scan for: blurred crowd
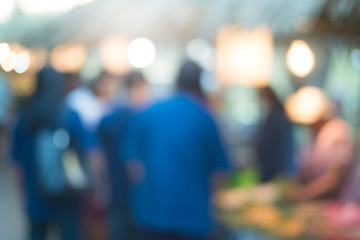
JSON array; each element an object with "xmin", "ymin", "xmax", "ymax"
[{"xmin": 1, "ymin": 58, "xmax": 358, "ymax": 240}]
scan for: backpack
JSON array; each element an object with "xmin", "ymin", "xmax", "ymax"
[{"xmin": 34, "ymin": 108, "xmax": 91, "ymax": 203}]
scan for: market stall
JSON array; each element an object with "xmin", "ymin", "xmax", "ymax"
[
  {"xmin": 214, "ymin": 182, "xmax": 360, "ymax": 240},
  {"xmin": 1, "ymin": 1, "xmax": 360, "ymax": 239}
]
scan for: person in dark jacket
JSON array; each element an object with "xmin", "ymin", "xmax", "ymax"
[
  {"xmin": 255, "ymin": 87, "xmax": 294, "ymax": 182},
  {"xmin": 12, "ymin": 67, "xmax": 90, "ymax": 240}
]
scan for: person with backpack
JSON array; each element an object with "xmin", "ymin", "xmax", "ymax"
[
  {"xmin": 11, "ymin": 67, "xmax": 91, "ymax": 240},
  {"xmin": 122, "ymin": 60, "xmax": 229, "ymax": 240}
]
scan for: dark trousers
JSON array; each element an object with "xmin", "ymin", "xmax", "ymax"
[
  {"xmin": 29, "ymin": 213, "xmax": 80, "ymax": 240},
  {"xmin": 108, "ymin": 205, "xmax": 137, "ymax": 240},
  {"xmin": 139, "ymin": 227, "xmax": 208, "ymax": 240}
]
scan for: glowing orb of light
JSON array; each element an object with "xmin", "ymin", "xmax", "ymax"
[
  {"xmin": 14, "ymin": 52, "xmax": 31, "ymax": 74},
  {"xmin": 1, "ymin": 51, "xmax": 16, "ymax": 72},
  {"xmin": 0, "ymin": 43, "xmax": 10, "ymax": 63},
  {"xmin": 286, "ymin": 40, "xmax": 315, "ymax": 78},
  {"xmin": 128, "ymin": 37, "xmax": 156, "ymax": 69},
  {"xmin": 285, "ymin": 86, "xmax": 331, "ymax": 125}
]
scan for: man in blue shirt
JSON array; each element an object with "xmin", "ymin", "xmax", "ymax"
[
  {"xmin": 98, "ymin": 71, "xmax": 150, "ymax": 240},
  {"xmin": 123, "ymin": 61, "xmax": 229, "ymax": 240}
]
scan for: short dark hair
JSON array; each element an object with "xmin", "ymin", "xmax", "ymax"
[
  {"xmin": 258, "ymin": 86, "xmax": 282, "ymax": 107},
  {"xmin": 176, "ymin": 60, "xmax": 204, "ymax": 98},
  {"xmin": 124, "ymin": 71, "xmax": 146, "ymax": 90},
  {"xmin": 23, "ymin": 66, "xmax": 64, "ymax": 133}
]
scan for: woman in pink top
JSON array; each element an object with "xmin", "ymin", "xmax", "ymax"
[{"xmin": 287, "ymin": 117, "xmax": 356, "ymax": 201}]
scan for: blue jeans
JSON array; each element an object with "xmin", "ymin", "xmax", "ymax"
[
  {"xmin": 29, "ymin": 212, "xmax": 80, "ymax": 240},
  {"xmin": 139, "ymin": 227, "xmax": 208, "ymax": 240}
]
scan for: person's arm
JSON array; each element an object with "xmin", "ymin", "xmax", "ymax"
[
  {"xmin": 287, "ymin": 165, "xmax": 347, "ymax": 201},
  {"xmin": 71, "ymin": 111, "xmax": 102, "ymax": 165},
  {"xmin": 210, "ymin": 170, "xmax": 229, "ymax": 191},
  {"xmin": 121, "ymin": 114, "xmax": 145, "ymax": 185},
  {"xmin": 71, "ymin": 111, "xmax": 107, "ymax": 198},
  {"xmin": 288, "ymin": 135, "xmax": 353, "ymax": 201},
  {"xmin": 279, "ymin": 116, "xmax": 295, "ymax": 177}
]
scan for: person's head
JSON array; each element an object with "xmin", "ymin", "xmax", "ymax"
[
  {"xmin": 35, "ymin": 66, "xmax": 64, "ymax": 97},
  {"xmin": 258, "ymin": 86, "xmax": 282, "ymax": 109},
  {"xmin": 309, "ymin": 102, "xmax": 336, "ymax": 136},
  {"xmin": 309, "ymin": 118, "xmax": 328, "ymax": 136},
  {"xmin": 176, "ymin": 60, "xmax": 205, "ymax": 99},
  {"xmin": 64, "ymin": 72, "xmax": 81, "ymax": 94},
  {"xmin": 124, "ymin": 71, "xmax": 149, "ymax": 107},
  {"xmin": 23, "ymin": 66, "xmax": 65, "ymax": 133},
  {"xmin": 92, "ymin": 71, "xmax": 119, "ymax": 100}
]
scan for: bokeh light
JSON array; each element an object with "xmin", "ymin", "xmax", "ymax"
[
  {"xmin": 100, "ymin": 36, "xmax": 131, "ymax": 75},
  {"xmin": 0, "ymin": 0, "xmax": 15, "ymax": 23},
  {"xmin": 216, "ymin": 25, "xmax": 273, "ymax": 87},
  {"xmin": 1, "ymin": 51, "xmax": 16, "ymax": 72},
  {"xmin": 50, "ymin": 44, "xmax": 87, "ymax": 73},
  {"xmin": 0, "ymin": 43, "xmax": 10, "ymax": 63},
  {"xmin": 80, "ymin": 51, "xmax": 103, "ymax": 81},
  {"xmin": 144, "ymin": 59, "xmax": 176, "ymax": 85},
  {"xmin": 186, "ymin": 39, "xmax": 210, "ymax": 60},
  {"xmin": 226, "ymin": 87, "xmax": 261, "ymax": 126},
  {"xmin": 28, "ymin": 48, "xmax": 48, "ymax": 73},
  {"xmin": 200, "ymin": 71, "xmax": 220, "ymax": 94},
  {"xmin": 8, "ymin": 43, "xmax": 27, "ymax": 54},
  {"xmin": 286, "ymin": 40, "xmax": 315, "ymax": 77},
  {"xmin": 128, "ymin": 37, "xmax": 156, "ymax": 69},
  {"xmin": 285, "ymin": 86, "xmax": 331, "ymax": 125},
  {"xmin": 186, "ymin": 39, "xmax": 215, "ymax": 70},
  {"xmin": 14, "ymin": 52, "xmax": 31, "ymax": 74},
  {"xmin": 10, "ymin": 74, "xmax": 36, "ymax": 96}
]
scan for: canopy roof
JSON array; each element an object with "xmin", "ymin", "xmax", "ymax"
[{"xmin": 0, "ymin": 0, "xmax": 358, "ymax": 49}]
